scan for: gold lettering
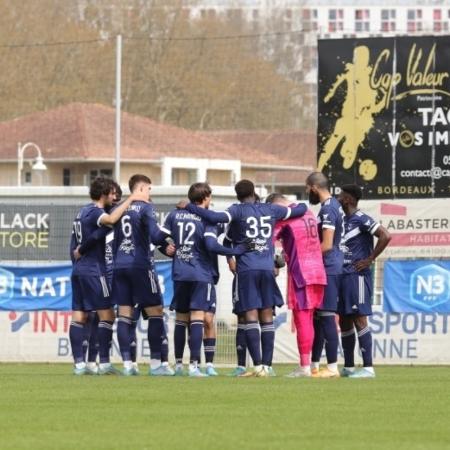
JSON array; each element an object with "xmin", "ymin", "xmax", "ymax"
[{"xmin": 37, "ymin": 232, "xmax": 49, "ymax": 248}]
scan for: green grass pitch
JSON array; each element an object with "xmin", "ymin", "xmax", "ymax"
[{"xmin": 0, "ymin": 364, "xmax": 449, "ymax": 450}]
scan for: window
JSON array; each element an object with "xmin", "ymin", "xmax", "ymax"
[
  {"xmin": 63, "ymin": 168, "xmax": 71, "ymax": 186},
  {"xmin": 381, "ymin": 9, "xmax": 396, "ymax": 32},
  {"xmin": 25, "ymin": 172, "xmax": 32, "ymax": 184},
  {"xmin": 433, "ymin": 9, "xmax": 447, "ymax": 32},
  {"xmin": 328, "ymin": 9, "xmax": 343, "ymax": 33},
  {"xmin": 89, "ymin": 169, "xmax": 113, "ymax": 184},
  {"xmin": 172, "ymin": 168, "xmax": 196, "ymax": 186},
  {"xmin": 407, "ymin": 9, "xmax": 423, "ymax": 33},
  {"xmin": 355, "ymin": 9, "xmax": 370, "ymax": 32},
  {"xmin": 302, "ymin": 8, "xmax": 318, "ymax": 31}
]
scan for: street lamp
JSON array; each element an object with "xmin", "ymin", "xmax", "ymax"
[{"xmin": 17, "ymin": 142, "xmax": 47, "ymax": 186}]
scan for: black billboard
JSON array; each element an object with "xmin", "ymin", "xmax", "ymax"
[{"xmin": 318, "ymin": 36, "xmax": 450, "ymax": 198}]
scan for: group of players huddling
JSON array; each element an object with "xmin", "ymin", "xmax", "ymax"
[{"xmin": 69, "ymin": 171, "xmax": 390, "ymax": 378}]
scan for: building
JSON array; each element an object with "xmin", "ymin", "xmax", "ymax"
[{"xmin": 0, "ymin": 102, "xmax": 313, "ymax": 196}]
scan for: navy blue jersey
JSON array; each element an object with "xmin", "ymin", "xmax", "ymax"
[
  {"xmin": 164, "ymin": 209, "xmax": 215, "ymax": 282},
  {"xmin": 225, "ymin": 202, "xmax": 290, "ymax": 273},
  {"xmin": 113, "ymin": 201, "xmax": 168, "ymax": 270},
  {"xmin": 71, "ymin": 203, "xmax": 108, "ymax": 276},
  {"xmin": 342, "ymin": 210, "xmax": 379, "ymax": 275},
  {"xmin": 318, "ymin": 197, "xmax": 345, "ymax": 275}
]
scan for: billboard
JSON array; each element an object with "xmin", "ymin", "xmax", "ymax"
[
  {"xmin": 0, "ymin": 261, "xmax": 174, "ymax": 311},
  {"xmin": 358, "ymin": 198, "xmax": 450, "ymax": 257},
  {"xmin": 318, "ymin": 36, "xmax": 450, "ymax": 198},
  {"xmin": 384, "ymin": 260, "xmax": 450, "ymax": 313},
  {"xmin": 1, "ymin": 306, "xmax": 449, "ymax": 364}
]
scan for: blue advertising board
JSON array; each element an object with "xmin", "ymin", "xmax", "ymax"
[
  {"xmin": 0, "ymin": 261, "xmax": 173, "ymax": 311},
  {"xmin": 384, "ymin": 260, "xmax": 450, "ymax": 313}
]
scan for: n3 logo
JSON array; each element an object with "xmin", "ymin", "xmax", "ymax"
[
  {"xmin": 410, "ymin": 264, "xmax": 450, "ymax": 308},
  {"xmin": 0, "ymin": 267, "xmax": 15, "ymax": 305}
]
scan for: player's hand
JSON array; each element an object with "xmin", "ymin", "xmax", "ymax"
[
  {"xmin": 228, "ymin": 258, "xmax": 236, "ymax": 274},
  {"xmin": 274, "ymin": 251, "xmax": 286, "ymax": 269},
  {"xmin": 274, "ymin": 267, "xmax": 280, "ymax": 277},
  {"xmin": 354, "ymin": 257, "xmax": 373, "ymax": 272},
  {"xmin": 176, "ymin": 199, "xmax": 189, "ymax": 209},
  {"xmin": 73, "ymin": 246, "xmax": 81, "ymax": 261},
  {"xmin": 166, "ymin": 243, "xmax": 176, "ymax": 256}
]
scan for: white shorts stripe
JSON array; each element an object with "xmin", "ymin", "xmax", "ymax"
[{"xmin": 99, "ymin": 276, "xmax": 109, "ymax": 298}]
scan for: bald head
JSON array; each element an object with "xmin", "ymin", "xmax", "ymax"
[{"xmin": 305, "ymin": 172, "xmax": 329, "ymax": 189}]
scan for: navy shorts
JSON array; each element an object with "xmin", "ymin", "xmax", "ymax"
[
  {"xmin": 71, "ymin": 274, "xmax": 111, "ymax": 312},
  {"xmin": 170, "ymin": 281, "xmax": 215, "ymax": 313},
  {"xmin": 112, "ymin": 268, "xmax": 163, "ymax": 308},
  {"xmin": 319, "ymin": 274, "xmax": 341, "ymax": 312},
  {"xmin": 233, "ymin": 270, "xmax": 284, "ymax": 315},
  {"xmin": 338, "ymin": 272, "xmax": 373, "ymax": 316}
]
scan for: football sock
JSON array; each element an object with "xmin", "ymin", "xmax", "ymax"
[
  {"xmin": 245, "ymin": 321, "xmax": 262, "ymax": 366},
  {"xmin": 341, "ymin": 328, "xmax": 356, "ymax": 368},
  {"xmin": 117, "ymin": 315, "xmax": 133, "ymax": 362},
  {"xmin": 129, "ymin": 317, "xmax": 138, "ymax": 362},
  {"xmin": 87, "ymin": 314, "xmax": 99, "ymax": 363},
  {"xmin": 203, "ymin": 338, "xmax": 216, "ymax": 364},
  {"xmin": 260, "ymin": 321, "xmax": 275, "ymax": 366},
  {"xmin": 148, "ymin": 316, "xmax": 164, "ymax": 362},
  {"xmin": 69, "ymin": 321, "xmax": 85, "ymax": 364},
  {"xmin": 311, "ymin": 314, "xmax": 324, "ymax": 363},
  {"xmin": 321, "ymin": 315, "xmax": 339, "ymax": 364},
  {"xmin": 357, "ymin": 326, "xmax": 373, "ymax": 367},
  {"xmin": 161, "ymin": 332, "xmax": 169, "ymax": 364},
  {"xmin": 236, "ymin": 323, "xmax": 247, "ymax": 367},
  {"xmin": 189, "ymin": 320, "xmax": 204, "ymax": 364},
  {"xmin": 174, "ymin": 320, "xmax": 188, "ymax": 364},
  {"xmin": 98, "ymin": 320, "xmax": 114, "ymax": 364}
]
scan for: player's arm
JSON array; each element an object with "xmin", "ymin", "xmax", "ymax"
[
  {"xmin": 184, "ymin": 203, "xmax": 233, "ymax": 224},
  {"xmin": 69, "ymin": 230, "xmax": 78, "ymax": 263},
  {"xmin": 143, "ymin": 207, "xmax": 172, "ymax": 246},
  {"xmin": 99, "ymin": 192, "xmax": 144, "ymax": 226},
  {"xmin": 321, "ymin": 228, "xmax": 335, "ymax": 254},
  {"xmin": 77, "ymin": 226, "xmax": 112, "ymax": 256},
  {"xmin": 270, "ymin": 203, "xmax": 307, "ymax": 222},
  {"xmin": 204, "ymin": 232, "xmax": 251, "ymax": 256},
  {"xmin": 354, "ymin": 225, "xmax": 391, "ymax": 272}
]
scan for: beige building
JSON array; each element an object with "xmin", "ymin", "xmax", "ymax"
[{"xmin": 0, "ymin": 103, "xmax": 314, "ymax": 197}]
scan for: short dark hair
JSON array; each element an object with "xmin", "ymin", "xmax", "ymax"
[
  {"xmin": 305, "ymin": 171, "xmax": 329, "ymax": 189},
  {"xmin": 235, "ymin": 179, "xmax": 255, "ymax": 201},
  {"xmin": 341, "ymin": 184, "xmax": 363, "ymax": 201},
  {"xmin": 89, "ymin": 177, "xmax": 114, "ymax": 201},
  {"xmin": 265, "ymin": 193, "xmax": 286, "ymax": 204},
  {"xmin": 188, "ymin": 182, "xmax": 212, "ymax": 204},
  {"xmin": 129, "ymin": 174, "xmax": 151, "ymax": 192}
]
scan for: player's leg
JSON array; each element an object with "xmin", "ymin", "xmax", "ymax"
[
  {"xmin": 144, "ymin": 303, "xmax": 166, "ymax": 374},
  {"xmin": 229, "ymin": 314, "xmax": 247, "ymax": 376},
  {"xmin": 258, "ymin": 270, "xmax": 284, "ymax": 376},
  {"xmin": 111, "ymin": 269, "xmax": 136, "ymax": 375},
  {"xmin": 339, "ymin": 315, "xmax": 356, "ymax": 377},
  {"xmin": 129, "ymin": 306, "xmax": 141, "ymax": 372},
  {"xmin": 70, "ymin": 309, "xmax": 88, "ymax": 375},
  {"xmin": 311, "ymin": 310, "xmax": 324, "ymax": 374},
  {"xmin": 188, "ymin": 309, "xmax": 207, "ymax": 376},
  {"xmin": 160, "ymin": 311, "xmax": 170, "ymax": 368},
  {"xmin": 174, "ymin": 312, "xmax": 189, "ymax": 375},
  {"xmin": 203, "ymin": 311, "xmax": 218, "ymax": 376},
  {"xmin": 312, "ymin": 275, "xmax": 340, "ymax": 378},
  {"xmin": 259, "ymin": 307, "xmax": 275, "ymax": 375},
  {"xmin": 349, "ymin": 273, "xmax": 375, "ymax": 378},
  {"xmin": 70, "ymin": 275, "xmax": 89, "ymax": 374},
  {"xmin": 229, "ymin": 275, "xmax": 247, "ymax": 376},
  {"xmin": 338, "ymin": 272, "xmax": 356, "ymax": 376},
  {"xmin": 287, "ymin": 308, "xmax": 314, "ymax": 377},
  {"xmin": 97, "ymin": 307, "xmax": 120, "ymax": 374},
  {"xmin": 86, "ymin": 312, "xmax": 100, "ymax": 374}
]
